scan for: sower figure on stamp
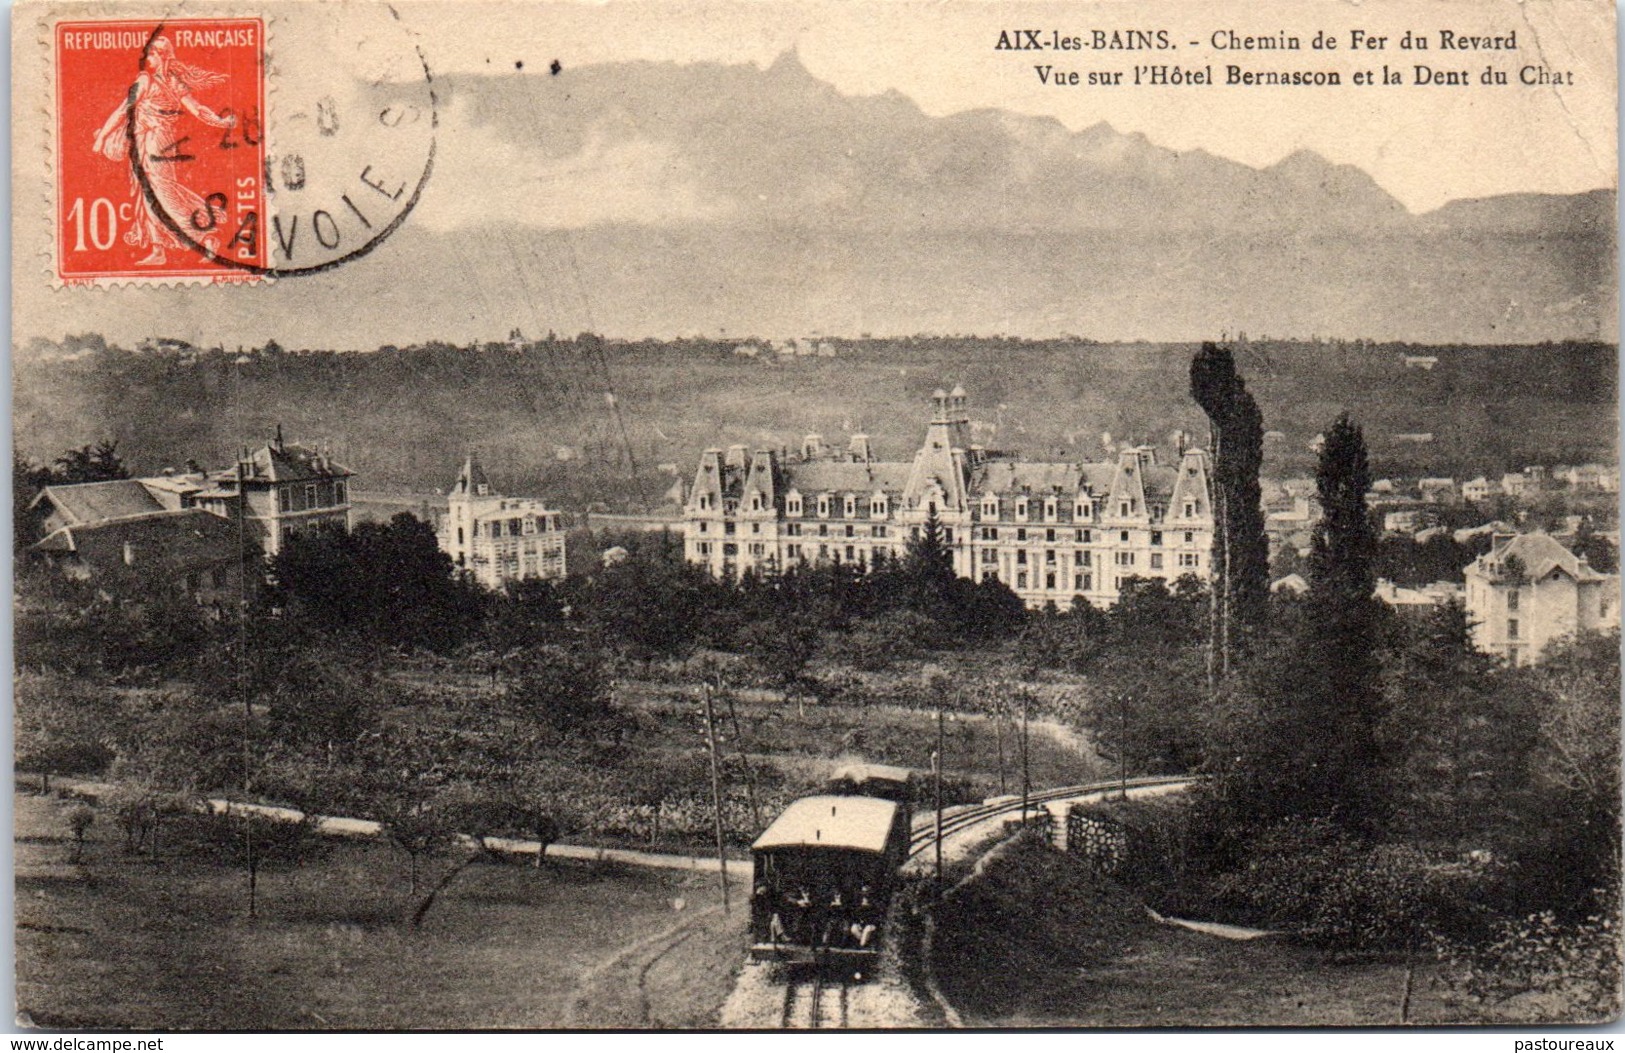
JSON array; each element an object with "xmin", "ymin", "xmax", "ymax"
[{"xmin": 91, "ymin": 36, "xmax": 236, "ymax": 266}]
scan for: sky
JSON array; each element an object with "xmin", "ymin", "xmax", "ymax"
[
  {"xmin": 403, "ymin": 0, "xmax": 1617, "ymax": 214},
  {"xmin": 9, "ymin": 0, "xmax": 1618, "ymax": 347}
]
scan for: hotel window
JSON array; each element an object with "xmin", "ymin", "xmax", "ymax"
[
  {"xmin": 697, "ymin": 542, "xmax": 712, "ymax": 556},
  {"xmin": 751, "ymin": 495, "xmax": 763, "ymax": 512},
  {"xmin": 788, "ymin": 497, "xmax": 802, "ymax": 516},
  {"xmin": 844, "ymin": 496, "xmax": 856, "ymax": 517},
  {"xmin": 1151, "ymin": 531, "xmax": 1163, "ymax": 546},
  {"xmin": 698, "ymin": 522, "xmax": 708, "ymax": 533},
  {"xmin": 1045, "ymin": 572, "xmax": 1056, "ymax": 589},
  {"xmin": 1076, "ymin": 573, "xmax": 1092, "ymax": 591},
  {"xmin": 523, "ymin": 518, "xmax": 536, "ymax": 535},
  {"xmin": 1077, "ymin": 550, "xmax": 1091, "ymax": 566},
  {"xmin": 1179, "ymin": 553, "xmax": 1200, "ymax": 569},
  {"xmin": 1046, "ymin": 528, "xmax": 1056, "ymax": 543},
  {"xmin": 1075, "ymin": 502, "xmax": 1090, "ymax": 519},
  {"xmin": 1077, "ymin": 529, "xmax": 1092, "ymax": 543},
  {"xmin": 786, "ymin": 523, "xmax": 800, "ymax": 536},
  {"xmin": 750, "ymin": 543, "xmax": 765, "ymax": 556},
  {"xmin": 1507, "ymin": 589, "xmax": 1520, "ymax": 611},
  {"xmin": 723, "ymin": 543, "xmax": 737, "ymax": 556},
  {"xmin": 1184, "ymin": 502, "xmax": 1196, "ymax": 517},
  {"xmin": 943, "ymin": 529, "xmax": 953, "ymax": 544},
  {"xmin": 1150, "ymin": 553, "xmax": 1163, "ymax": 570},
  {"xmin": 1017, "ymin": 571, "xmax": 1029, "ymax": 589},
  {"xmin": 1015, "ymin": 499, "xmax": 1029, "ymax": 522},
  {"xmin": 1017, "ymin": 528, "xmax": 1027, "ymax": 542},
  {"xmin": 787, "ymin": 543, "xmax": 801, "ymax": 559},
  {"xmin": 874, "ymin": 525, "xmax": 888, "ymax": 538},
  {"xmin": 752, "ymin": 523, "xmax": 762, "ymax": 534},
  {"xmin": 845, "ymin": 524, "xmax": 855, "ymax": 538},
  {"xmin": 1017, "ymin": 551, "xmax": 1028, "ymax": 565},
  {"xmin": 1508, "ymin": 618, "xmax": 1520, "ymax": 639},
  {"xmin": 818, "ymin": 496, "xmax": 831, "ymax": 518},
  {"xmin": 1185, "ymin": 531, "xmax": 1194, "ymax": 544},
  {"xmin": 1120, "ymin": 530, "xmax": 1130, "ymax": 543},
  {"xmin": 981, "ymin": 526, "xmax": 998, "ymax": 540},
  {"xmin": 819, "ymin": 524, "xmax": 829, "ymax": 537},
  {"xmin": 725, "ymin": 522, "xmax": 736, "ymax": 535},
  {"xmin": 982, "ymin": 549, "xmax": 997, "ymax": 564},
  {"xmin": 1116, "ymin": 551, "xmax": 1134, "ymax": 566},
  {"xmin": 1045, "ymin": 549, "xmax": 1056, "ymax": 564},
  {"xmin": 846, "ymin": 545, "xmax": 856, "ymax": 561},
  {"xmin": 982, "ymin": 498, "xmax": 999, "ymax": 517},
  {"xmin": 1044, "ymin": 498, "xmax": 1057, "ymax": 520},
  {"xmin": 279, "ymin": 487, "xmax": 292, "ymax": 513}
]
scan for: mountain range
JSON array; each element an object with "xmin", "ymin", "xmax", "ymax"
[{"xmin": 24, "ymin": 51, "xmax": 1615, "ymax": 347}]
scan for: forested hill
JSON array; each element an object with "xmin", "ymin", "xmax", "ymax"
[{"xmin": 15, "ymin": 336, "xmax": 1616, "ymax": 511}]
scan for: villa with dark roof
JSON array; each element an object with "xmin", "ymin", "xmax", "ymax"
[
  {"xmin": 25, "ymin": 429, "xmax": 351, "ymax": 601},
  {"xmin": 682, "ymin": 386, "xmax": 1215, "ymax": 610}
]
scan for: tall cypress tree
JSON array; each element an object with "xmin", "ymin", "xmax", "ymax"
[
  {"xmin": 1190, "ymin": 343, "xmax": 1269, "ymax": 679},
  {"xmin": 1300, "ymin": 412, "xmax": 1387, "ymax": 836}
]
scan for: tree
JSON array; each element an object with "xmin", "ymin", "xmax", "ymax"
[
  {"xmin": 1190, "ymin": 343, "xmax": 1269, "ymax": 678},
  {"xmin": 272, "ymin": 514, "xmax": 486, "ymax": 653},
  {"xmin": 1203, "ymin": 414, "xmax": 1389, "ymax": 839},
  {"xmin": 504, "ymin": 644, "xmax": 617, "ymax": 740},
  {"xmin": 1298, "ymin": 412, "xmax": 1388, "ymax": 836},
  {"xmin": 53, "ymin": 439, "xmax": 127, "ymax": 484}
]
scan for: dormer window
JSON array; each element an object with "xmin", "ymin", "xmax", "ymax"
[
  {"xmin": 1120, "ymin": 501, "xmax": 1132, "ymax": 517},
  {"xmin": 1015, "ymin": 498, "xmax": 1029, "ymax": 522},
  {"xmin": 1044, "ymin": 498, "xmax": 1057, "ymax": 521},
  {"xmin": 787, "ymin": 493, "xmax": 803, "ymax": 517},
  {"xmin": 870, "ymin": 496, "xmax": 888, "ymax": 518},
  {"xmin": 982, "ymin": 498, "xmax": 999, "ymax": 518},
  {"xmin": 1184, "ymin": 502, "xmax": 1196, "ymax": 517},
  {"xmin": 751, "ymin": 494, "xmax": 764, "ymax": 512},
  {"xmin": 818, "ymin": 496, "xmax": 832, "ymax": 518},
  {"xmin": 844, "ymin": 496, "xmax": 856, "ymax": 518}
]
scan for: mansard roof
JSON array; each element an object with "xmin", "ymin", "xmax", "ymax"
[
  {"xmin": 1484, "ymin": 531, "xmax": 1611, "ymax": 583},
  {"xmin": 214, "ymin": 441, "xmax": 352, "ymax": 485},
  {"xmin": 784, "ymin": 460, "xmax": 912, "ymax": 495}
]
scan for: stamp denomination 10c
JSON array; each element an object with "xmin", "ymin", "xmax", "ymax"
[{"xmin": 55, "ymin": 18, "xmax": 267, "ymax": 282}]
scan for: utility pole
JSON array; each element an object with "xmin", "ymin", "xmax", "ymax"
[
  {"xmin": 701, "ymin": 682, "xmax": 730, "ymax": 913},
  {"xmin": 716, "ymin": 670, "xmax": 761, "ymax": 832},
  {"xmin": 1019, "ymin": 691, "xmax": 1031, "ymax": 827},
  {"xmin": 933, "ymin": 708, "xmax": 944, "ymax": 899},
  {"xmin": 236, "ymin": 452, "xmax": 257, "ymax": 918},
  {"xmin": 994, "ymin": 703, "xmax": 1007, "ymax": 795},
  {"xmin": 1119, "ymin": 692, "xmax": 1129, "ymax": 801}
]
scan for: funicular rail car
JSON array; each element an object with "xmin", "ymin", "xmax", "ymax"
[{"xmin": 749, "ymin": 794, "xmax": 911, "ymax": 965}]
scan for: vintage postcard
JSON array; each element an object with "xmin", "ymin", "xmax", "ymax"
[{"xmin": 11, "ymin": 0, "xmax": 1619, "ymax": 1033}]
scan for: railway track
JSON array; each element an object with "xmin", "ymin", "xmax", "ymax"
[
  {"xmin": 781, "ymin": 968, "xmax": 849, "ymax": 1028},
  {"xmin": 907, "ymin": 774, "xmax": 1192, "ymax": 858}
]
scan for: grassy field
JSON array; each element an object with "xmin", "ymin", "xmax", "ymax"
[
  {"xmin": 931, "ymin": 837, "xmax": 1474, "ymax": 1027},
  {"xmin": 15, "ymin": 793, "xmax": 746, "ymax": 1030}
]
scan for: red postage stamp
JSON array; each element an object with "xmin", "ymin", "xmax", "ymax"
[{"xmin": 54, "ymin": 19, "xmax": 266, "ymax": 282}]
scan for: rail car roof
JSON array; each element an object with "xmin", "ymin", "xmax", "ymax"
[
  {"xmin": 752, "ymin": 796, "xmax": 901, "ymax": 854},
  {"xmin": 828, "ymin": 762, "xmax": 915, "ymax": 785}
]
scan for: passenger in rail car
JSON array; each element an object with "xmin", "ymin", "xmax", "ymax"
[
  {"xmin": 788, "ymin": 886, "xmax": 813, "ymax": 942},
  {"xmin": 849, "ymin": 885, "xmax": 879, "ymax": 947}
]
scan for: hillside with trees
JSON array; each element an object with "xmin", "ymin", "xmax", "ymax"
[{"xmin": 14, "ymin": 335, "xmax": 1616, "ymax": 512}]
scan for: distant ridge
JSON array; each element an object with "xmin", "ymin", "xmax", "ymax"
[{"xmin": 16, "ymin": 54, "xmax": 1615, "ymax": 347}]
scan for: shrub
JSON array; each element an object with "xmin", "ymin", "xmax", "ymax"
[{"xmin": 1436, "ymin": 908, "xmax": 1622, "ymax": 1023}]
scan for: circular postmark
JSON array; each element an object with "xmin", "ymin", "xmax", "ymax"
[{"xmin": 129, "ymin": 5, "xmax": 435, "ymax": 276}]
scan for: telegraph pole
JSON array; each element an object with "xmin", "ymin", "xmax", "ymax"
[
  {"xmin": 1019, "ymin": 691, "xmax": 1031, "ymax": 827},
  {"xmin": 701, "ymin": 682, "xmax": 731, "ymax": 913},
  {"xmin": 933, "ymin": 708, "xmax": 944, "ymax": 899}
]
